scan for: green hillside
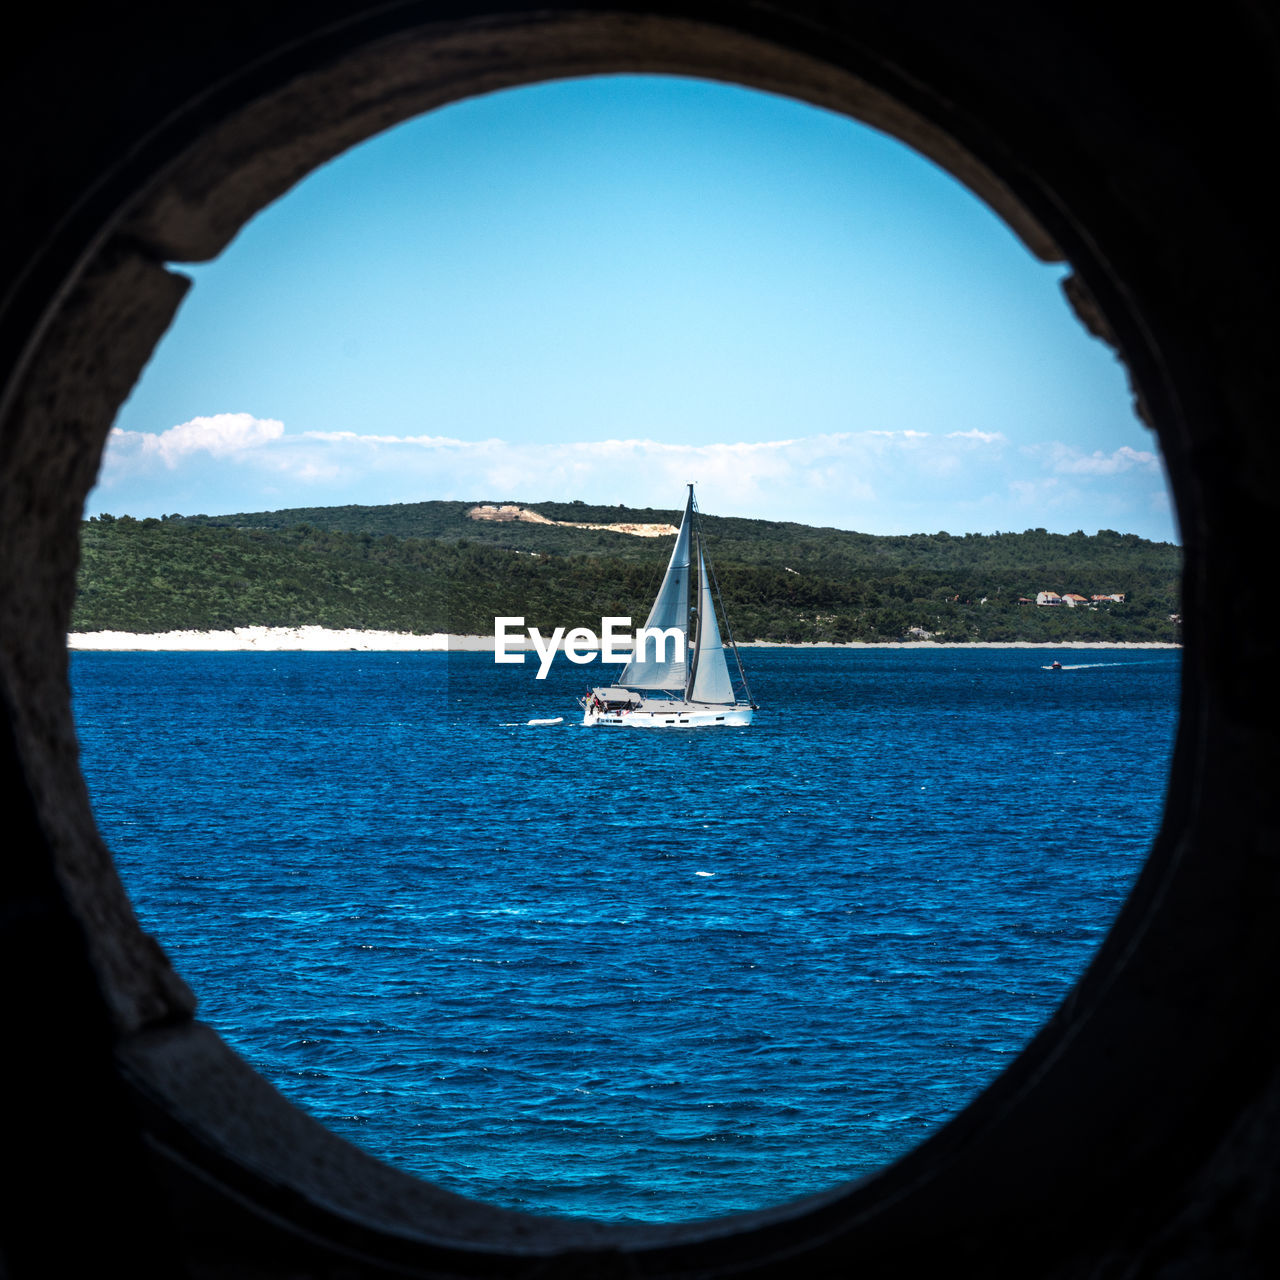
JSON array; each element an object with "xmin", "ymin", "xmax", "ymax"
[{"xmin": 73, "ymin": 503, "xmax": 1182, "ymax": 644}]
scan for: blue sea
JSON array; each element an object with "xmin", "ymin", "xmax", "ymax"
[{"xmin": 70, "ymin": 646, "xmax": 1179, "ymax": 1223}]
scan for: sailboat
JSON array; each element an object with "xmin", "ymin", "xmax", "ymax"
[{"xmin": 579, "ymin": 485, "xmax": 757, "ymax": 727}]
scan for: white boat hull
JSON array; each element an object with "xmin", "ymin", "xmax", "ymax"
[{"xmin": 582, "ymin": 701, "xmax": 754, "ymax": 728}]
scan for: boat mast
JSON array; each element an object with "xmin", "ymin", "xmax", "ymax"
[{"xmin": 683, "ymin": 483, "xmax": 700, "ymax": 701}]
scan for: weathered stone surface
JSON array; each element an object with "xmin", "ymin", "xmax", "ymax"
[
  {"xmin": 0, "ymin": 241, "xmax": 197, "ymax": 1035},
  {"xmin": 2, "ymin": 3, "xmax": 1279, "ymax": 1276}
]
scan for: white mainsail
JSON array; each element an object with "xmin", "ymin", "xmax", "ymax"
[{"xmin": 616, "ymin": 489, "xmax": 692, "ymax": 691}]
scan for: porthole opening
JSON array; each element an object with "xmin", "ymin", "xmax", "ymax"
[{"xmin": 62, "ymin": 72, "xmax": 1177, "ymax": 1228}]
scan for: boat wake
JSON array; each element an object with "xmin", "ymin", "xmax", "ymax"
[{"xmin": 1042, "ymin": 660, "xmax": 1170, "ymax": 671}]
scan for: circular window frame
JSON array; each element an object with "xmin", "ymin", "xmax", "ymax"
[{"xmin": 3, "ymin": 5, "xmax": 1273, "ymax": 1276}]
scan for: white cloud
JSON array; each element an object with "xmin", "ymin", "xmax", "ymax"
[
  {"xmin": 110, "ymin": 413, "xmax": 285, "ymax": 468},
  {"xmin": 1041, "ymin": 443, "xmax": 1159, "ymax": 476},
  {"xmin": 91, "ymin": 416, "xmax": 1175, "ymax": 540},
  {"xmin": 948, "ymin": 429, "xmax": 1006, "ymax": 445}
]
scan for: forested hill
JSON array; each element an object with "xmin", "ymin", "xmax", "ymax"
[{"xmin": 73, "ymin": 501, "xmax": 1182, "ymax": 644}]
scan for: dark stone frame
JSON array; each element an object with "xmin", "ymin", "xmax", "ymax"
[{"xmin": 2, "ymin": 4, "xmax": 1277, "ymax": 1275}]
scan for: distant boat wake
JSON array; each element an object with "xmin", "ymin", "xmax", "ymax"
[{"xmin": 1042, "ymin": 660, "xmax": 1171, "ymax": 671}]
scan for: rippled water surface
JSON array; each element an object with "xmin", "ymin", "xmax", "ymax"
[{"xmin": 72, "ymin": 646, "xmax": 1179, "ymax": 1221}]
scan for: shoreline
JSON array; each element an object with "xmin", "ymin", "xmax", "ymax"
[{"xmin": 67, "ymin": 627, "xmax": 1181, "ymax": 653}]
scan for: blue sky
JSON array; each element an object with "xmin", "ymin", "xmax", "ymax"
[{"xmin": 93, "ymin": 75, "xmax": 1178, "ymax": 543}]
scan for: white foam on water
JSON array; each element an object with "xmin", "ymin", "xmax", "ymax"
[{"xmin": 1043, "ymin": 661, "xmax": 1162, "ymax": 671}]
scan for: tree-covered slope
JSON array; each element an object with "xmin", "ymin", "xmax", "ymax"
[{"xmin": 73, "ymin": 506, "xmax": 1182, "ymax": 643}]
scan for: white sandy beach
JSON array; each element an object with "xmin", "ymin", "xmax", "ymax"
[
  {"xmin": 67, "ymin": 627, "xmax": 452, "ymax": 651},
  {"xmin": 66, "ymin": 628, "xmax": 1180, "ymax": 652}
]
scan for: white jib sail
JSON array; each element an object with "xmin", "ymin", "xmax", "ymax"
[
  {"xmin": 689, "ymin": 546, "xmax": 736, "ymax": 704},
  {"xmin": 616, "ymin": 491, "xmax": 692, "ymax": 690}
]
